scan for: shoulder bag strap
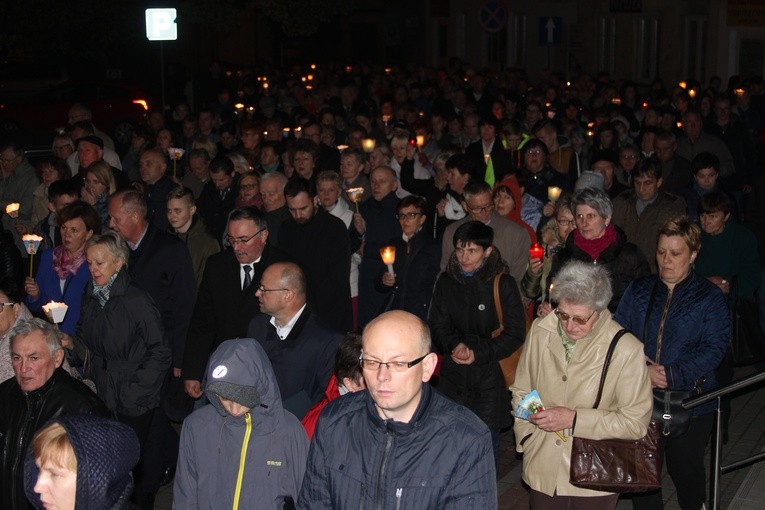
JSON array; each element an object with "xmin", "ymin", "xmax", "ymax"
[
  {"xmin": 592, "ymin": 329, "xmax": 628, "ymax": 409},
  {"xmin": 491, "ymin": 273, "xmax": 505, "ymax": 339}
]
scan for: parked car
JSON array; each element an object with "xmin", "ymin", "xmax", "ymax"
[{"xmin": 0, "ymin": 80, "xmax": 153, "ymax": 147}]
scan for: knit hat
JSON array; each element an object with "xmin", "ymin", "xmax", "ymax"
[
  {"xmin": 575, "ymin": 171, "xmax": 605, "ymax": 191},
  {"xmin": 24, "ymin": 414, "xmax": 139, "ymax": 510}
]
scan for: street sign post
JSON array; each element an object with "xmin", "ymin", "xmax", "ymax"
[
  {"xmin": 539, "ymin": 16, "xmax": 562, "ymax": 44},
  {"xmin": 145, "ymin": 8, "xmax": 177, "ymax": 115}
]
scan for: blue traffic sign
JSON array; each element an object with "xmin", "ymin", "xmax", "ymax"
[{"xmin": 539, "ymin": 16, "xmax": 562, "ymax": 44}]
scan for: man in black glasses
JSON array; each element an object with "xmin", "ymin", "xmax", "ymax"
[
  {"xmin": 182, "ymin": 206, "xmax": 289, "ymax": 400},
  {"xmin": 248, "ymin": 262, "xmax": 339, "ymax": 420},
  {"xmin": 299, "ymin": 310, "xmax": 497, "ymax": 509}
]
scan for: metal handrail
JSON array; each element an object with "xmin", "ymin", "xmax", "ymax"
[{"xmin": 678, "ymin": 369, "xmax": 765, "ymax": 510}]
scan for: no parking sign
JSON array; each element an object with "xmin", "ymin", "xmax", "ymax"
[{"xmin": 478, "ymin": 0, "xmax": 508, "ymax": 33}]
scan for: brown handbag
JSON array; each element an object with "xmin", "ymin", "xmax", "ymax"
[
  {"xmin": 569, "ymin": 329, "xmax": 662, "ymax": 493},
  {"xmin": 491, "ymin": 273, "xmax": 523, "ymax": 389}
]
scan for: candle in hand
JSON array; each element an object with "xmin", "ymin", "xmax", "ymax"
[
  {"xmin": 380, "ymin": 246, "xmax": 396, "ymax": 275},
  {"xmin": 22, "ymin": 234, "xmax": 43, "ymax": 255},
  {"xmin": 42, "ymin": 301, "xmax": 69, "ymax": 324},
  {"xmin": 416, "ymin": 135, "xmax": 425, "ymax": 148},
  {"xmin": 529, "ymin": 243, "xmax": 544, "ymax": 261},
  {"xmin": 5, "ymin": 203, "xmax": 20, "ymax": 218},
  {"xmin": 547, "ymin": 186, "xmax": 562, "ymax": 202}
]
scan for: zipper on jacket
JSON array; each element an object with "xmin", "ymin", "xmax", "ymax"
[
  {"xmin": 375, "ymin": 429, "xmax": 394, "ymax": 510},
  {"xmin": 655, "ymin": 288, "xmax": 673, "ymax": 363},
  {"xmin": 395, "ymin": 488, "xmax": 403, "ymax": 510},
  {"xmin": 232, "ymin": 412, "xmax": 252, "ymax": 510}
]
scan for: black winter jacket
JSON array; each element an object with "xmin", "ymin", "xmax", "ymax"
[
  {"xmin": 374, "ymin": 229, "xmax": 441, "ymax": 321},
  {"xmin": 76, "ymin": 268, "xmax": 171, "ymax": 417},
  {"xmin": 428, "ymin": 249, "xmax": 525, "ymax": 429},
  {"xmin": 298, "ymin": 384, "xmax": 497, "ymax": 510},
  {"xmin": 0, "ymin": 368, "xmax": 106, "ymax": 510}
]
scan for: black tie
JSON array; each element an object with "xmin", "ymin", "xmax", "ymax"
[{"xmin": 243, "ymin": 265, "xmax": 252, "ymax": 290}]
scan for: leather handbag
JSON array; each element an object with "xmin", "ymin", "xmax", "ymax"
[
  {"xmin": 651, "ymin": 388, "xmax": 692, "ymax": 437},
  {"xmin": 570, "ymin": 329, "xmax": 662, "ymax": 493},
  {"xmin": 491, "ymin": 273, "xmax": 523, "ymax": 388}
]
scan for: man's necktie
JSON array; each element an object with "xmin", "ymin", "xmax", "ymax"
[{"xmin": 243, "ymin": 265, "xmax": 252, "ymax": 290}]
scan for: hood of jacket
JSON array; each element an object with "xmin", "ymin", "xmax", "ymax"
[
  {"xmin": 24, "ymin": 414, "xmax": 138, "ymax": 510},
  {"xmin": 204, "ymin": 339, "xmax": 284, "ymax": 432}
]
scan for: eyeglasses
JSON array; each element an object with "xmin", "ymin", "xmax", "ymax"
[
  {"xmin": 556, "ymin": 218, "xmax": 574, "ymax": 226},
  {"xmin": 257, "ymin": 285, "xmax": 289, "ymax": 294},
  {"xmin": 468, "ymin": 203, "xmax": 494, "ymax": 214},
  {"xmin": 240, "ymin": 184, "xmax": 258, "ymax": 191},
  {"xmin": 359, "ymin": 354, "xmax": 428, "ymax": 372},
  {"xmin": 225, "ymin": 228, "xmax": 265, "ymax": 246},
  {"xmin": 554, "ymin": 308, "xmax": 596, "ymax": 326},
  {"xmin": 396, "ymin": 212, "xmax": 422, "ymax": 220},
  {"xmin": 525, "ymin": 149, "xmax": 544, "ymax": 156},
  {"xmin": 0, "ymin": 302, "xmax": 15, "ymax": 312},
  {"xmin": 0, "ymin": 156, "xmax": 19, "ymax": 163}
]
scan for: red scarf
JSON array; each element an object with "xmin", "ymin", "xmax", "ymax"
[
  {"xmin": 52, "ymin": 246, "xmax": 87, "ymax": 280},
  {"xmin": 573, "ymin": 225, "xmax": 617, "ymax": 260}
]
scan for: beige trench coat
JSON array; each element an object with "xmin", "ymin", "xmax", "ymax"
[{"xmin": 510, "ymin": 309, "xmax": 652, "ymax": 497}]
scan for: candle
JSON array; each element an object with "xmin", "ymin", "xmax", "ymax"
[
  {"xmin": 282, "ymin": 127, "xmax": 291, "ymax": 138},
  {"xmin": 382, "ymin": 114, "xmax": 391, "ymax": 125},
  {"xmin": 167, "ymin": 147, "xmax": 185, "ymax": 179},
  {"xmin": 379, "ymin": 246, "xmax": 396, "ymax": 275},
  {"xmin": 416, "ymin": 135, "xmax": 425, "ymax": 148},
  {"xmin": 23, "ymin": 234, "xmax": 43, "ymax": 277},
  {"xmin": 362, "ymin": 138, "xmax": 376, "ymax": 153},
  {"xmin": 294, "ymin": 126, "xmax": 302, "ymax": 139},
  {"xmin": 42, "ymin": 301, "xmax": 69, "ymax": 324},
  {"xmin": 483, "ymin": 154, "xmax": 490, "ymax": 164},
  {"xmin": 5, "ymin": 203, "xmax": 20, "ymax": 218},
  {"xmin": 346, "ymin": 188, "xmax": 365, "ymax": 213},
  {"xmin": 529, "ymin": 243, "xmax": 544, "ymax": 261},
  {"xmin": 547, "ymin": 186, "xmax": 562, "ymax": 202},
  {"xmin": 22, "ymin": 234, "xmax": 43, "ymax": 255},
  {"xmin": 688, "ymin": 89, "xmax": 697, "ymax": 99},
  {"xmin": 336, "ymin": 145, "xmax": 349, "ymax": 152}
]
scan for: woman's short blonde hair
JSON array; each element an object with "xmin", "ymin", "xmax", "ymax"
[
  {"xmin": 86, "ymin": 161, "xmax": 117, "ymax": 195},
  {"xmin": 32, "ymin": 422, "xmax": 77, "ymax": 471}
]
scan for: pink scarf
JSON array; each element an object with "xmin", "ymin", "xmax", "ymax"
[{"xmin": 52, "ymin": 246, "xmax": 87, "ymax": 280}]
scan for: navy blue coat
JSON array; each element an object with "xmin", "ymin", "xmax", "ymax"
[
  {"xmin": 614, "ymin": 272, "xmax": 730, "ymax": 415},
  {"xmin": 298, "ymin": 384, "xmax": 497, "ymax": 510},
  {"xmin": 247, "ymin": 306, "xmax": 339, "ymax": 420}
]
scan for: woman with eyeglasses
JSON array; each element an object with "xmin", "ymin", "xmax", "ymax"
[
  {"xmin": 0, "ymin": 279, "xmax": 33, "ymax": 383},
  {"xmin": 24, "ymin": 202, "xmax": 100, "ymax": 349},
  {"xmin": 511, "ymin": 261, "xmax": 652, "ymax": 510},
  {"xmin": 429, "ymin": 220, "xmax": 525, "ymax": 467},
  {"xmin": 375, "ymin": 196, "xmax": 440, "ymax": 321},
  {"xmin": 614, "ymin": 217, "xmax": 729, "ymax": 510},
  {"xmin": 539, "ymin": 187, "xmax": 649, "ymax": 317},
  {"xmin": 522, "ymin": 196, "xmax": 574, "ymax": 305}
]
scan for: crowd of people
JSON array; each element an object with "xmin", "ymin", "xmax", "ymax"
[{"xmin": 0, "ymin": 59, "xmax": 764, "ymax": 509}]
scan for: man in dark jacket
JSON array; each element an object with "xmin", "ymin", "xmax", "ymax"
[
  {"xmin": 248, "ymin": 262, "xmax": 340, "ymax": 420},
  {"xmin": 108, "ymin": 189, "xmax": 196, "ymax": 509},
  {"xmin": 140, "ymin": 148, "xmax": 177, "ymax": 232},
  {"xmin": 350, "ymin": 166, "xmax": 402, "ymax": 328},
  {"xmin": 196, "ymin": 156, "xmax": 239, "ymax": 243},
  {"xmin": 280, "ymin": 179, "xmax": 352, "ymax": 333},
  {"xmin": 611, "ymin": 161, "xmax": 686, "ymax": 273},
  {"xmin": 0, "ymin": 318, "xmax": 106, "ymax": 510},
  {"xmin": 183, "ymin": 207, "xmax": 290, "ymax": 398},
  {"xmin": 298, "ymin": 310, "xmax": 497, "ymax": 509}
]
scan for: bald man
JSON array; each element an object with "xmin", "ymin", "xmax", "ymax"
[{"xmin": 299, "ymin": 310, "xmax": 497, "ymax": 509}]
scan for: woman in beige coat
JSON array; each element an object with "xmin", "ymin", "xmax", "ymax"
[{"xmin": 511, "ymin": 261, "xmax": 653, "ymax": 509}]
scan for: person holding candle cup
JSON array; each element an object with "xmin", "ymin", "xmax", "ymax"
[
  {"xmin": 24, "ymin": 202, "xmax": 100, "ymax": 339},
  {"xmin": 376, "ymin": 196, "xmax": 440, "ymax": 321}
]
